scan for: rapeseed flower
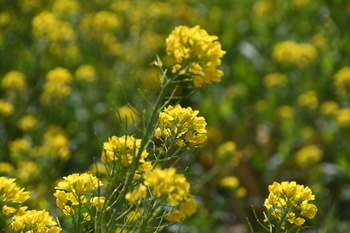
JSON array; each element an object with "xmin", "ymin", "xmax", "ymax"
[
  {"xmin": 1, "ymin": 70, "xmax": 26, "ymax": 91},
  {"xmin": 295, "ymin": 145, "xmax": 323, "ymax": 168},
  {"xmin": 334, "ymin": 108, "xmax": 350, "ymax": 127},
  {"xmin": 0, "ymin": 99, "xmax": 14, "ymax": 116},
  {"xmin": 264, "ymin": 181, "xmax": 317, "ymax": 229},
  {"xmin": 166, "ymin": 25, "xmax": 226, "ymax": 86},
  {"xmin": 319, "ymin": 101, "xmax": 339, "ymax": 116},
  {"xmin": 262, "ymin": 73, "xmax": 288, "ymax": 87},
  {"xmin": 297, "ymin": 90, "xmax": 318, "ymax": 109},
  {"xmin": 0, "ymin": 176, "xmax": 30, "ymax": 204},
  {"xmin": 143, "ymin": 167, "xmax": 191, "ymax": 206},
  {"xmin": 273, "ymin": 40, "xmax": 317, "ymax": 68},
  {"xmin": 155, "ymin": 104, "xmax": 207, "ymax": 146},
  {"xmin": 102, "ymin": 135, "xmax": 148, "ymax": 166},
  {"xmin": 333, "ymin": 66, "xmax": 350, "ymax": 93},
  {"xmin": 17, "ymin": 114, "xmax": 39, "ymax": 131},
  {"xmin": 75, "ymin": 64, "xmax": 97, "ymax": 82},
  {"xmin": 11, "ymin": 209, "xmax": 62, "ymax": 232}
]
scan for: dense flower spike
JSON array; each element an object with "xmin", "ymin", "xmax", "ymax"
[
  {"xmin": 264, "ymin": 181, "xmax": 318, "ymax": 229},
  {"xmin": 102, "ymin": 135, "xmax": 149, "ymax": 166},
  {"xmin": 155, "ymin": 104, "xmax": 207, "ymax": 146},
  {"xmin": 166, "ymin": 25, "xmax": 226, "ymax": 86}
]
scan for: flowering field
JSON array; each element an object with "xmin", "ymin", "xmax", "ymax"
[{"xmin": 1, "ymin": 0, "xmax": 350, "ymax": 232}]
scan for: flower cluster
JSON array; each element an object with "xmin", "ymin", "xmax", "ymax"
[
  {"xmin": 264, "ymin": 181, "xmax": 318, "ymax": 229},
  {"xmin": 54, "ymin": 173, "xmax": 103, "ymax": 217},
  {"xmin": 0, "ymin": 176, "xmax": 30, "ymax": 206},
  {"xmin": 273, "ymin": 40, "xmax": 317, "ymax": 68},
  {"xmin": 333, "ymin": 66, "xmax": 350, "ymax": 93},
  {"xmin": 102, "ymin": 135, "xmax": 149, "ymax": 166},
  {"xmin": 165, "ymin": 25, "xmax": 226, "ymax": 86},
  {"xmin": 155, "ymin": 104, "xmax": 207, "ymax": 146},
  {"xmin": 11, "ymin": 209, "xmax": 62, "ymax": 233}
]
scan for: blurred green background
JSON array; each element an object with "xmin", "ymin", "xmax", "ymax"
[{"xmin": 1, "ymin": 0, "xmax": 350, "ymax": 232}]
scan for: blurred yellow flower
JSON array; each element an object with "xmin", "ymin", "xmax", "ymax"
[
  {"xmin": 116, "ymin": 105, "xmax": 139, "ymax": 125},
  {"xmin": 275, "ymin": 105, "xmax": 295, "ymax": 118},
  {"xmin": 52, "ymin": 0, "xmax": 81, "ymax": 18},
  {"xmin": 0, "ymin": 162, "xmax": 14, "ymax": 174},
  {"xmin": 295, "ymin": 145, "xmax": 323, "ymax": 168},
  {"xmin": 333, "ymin": 66, "xmax": 350, "ymax": 93},
  {"xmin": 253, "ymin": 0, "xmax": 273, "ymax": 16},
  {"xmin": 334, "ymin": 108, "xmax": 350, "ymax": 127},
  {"xmin": 0, "ymin": 99, "xmax": 14, "ymax": 116},
  {"xmin": 9, "ymin": 138, "xmax": 31, "ymax": 156},
  {"xmin": 263, "ymin": 73, "xmax": 288, "ymax": 87},
  {"xmin": 273, "ymin": 40, "xmax": 317, "ymax": 68},
  {"xmin": 297, "ymin": 90, "xmax": 318, "ymax": 109},
  {"xmin": 166, "ymin": 25, "xmax": 226, "ymax": 86},
  {"xmin": 319, "ymin": 101, "xmax": 339, "ymax": 116},
  {"xmin": 2, "ymin": 70, "xmax": 26, "ymax": 91},
  {"xmin": 125, "ymin": 184, "xmax": 147, "ymax": 205},
  {"xmin": 220, "ymin": 176, "xmax": 239, "ymax": 189},
  {"xmin": 291, "ymin": 0, "xmax": 310, "ymax": 9},
  {"xmin": 75, "ymin": 64, "xmax": 96, "ymax": 82},
  {"xmin": 17, "ymin": 115, "xmax": 39, "ymax": 131},
  {"xmin": 155, "ymin": 104, "xmax": 207, "ymax": 146}
]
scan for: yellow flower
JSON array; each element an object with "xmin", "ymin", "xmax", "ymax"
[
  {"xmin": 0, "ymin": 99, "xmax": 14, "ymax": 116},
  {"xmin": 220, "ymin": 176, "xmax": 239, "ymax": 189},
  {"xmin": 11, "ymin": 209, "xmax": 61, "ymax": 232},
  {"xmin": 17, "ymin": 115, "xmax": 39, "ymax": 131},
  {"xmin": 9, "ymin": 138, "xmax": 31, "ymax": 156},
  {"xmin": 0, "ymin": 176, "xmax": 30, "ymax": 204},
  {"xmin": 116, "ymin": 105, "xmax": 139, "ymax": 125},
  {"xmin": 143, "ymin": 168, "xmax": 191, "ymax": 206},
  {"xmin": 55, "ymin": 173, "xmax": 103, "ymax": 196},
  {"xmin": 319, "ymin": 101, "xmax": 339, "ymax": 116},
  {"xmin": 2, "ymin": 70, "xmax": 26, "ymax": 91},
  {"xmin": 165, "ymin": 210, "xmax": 185, "ymax": 223},
  {"xmin": 102, "ymin": 135, "xmax": 148, "ymax": 166},
  {"xmin": 334, "ymin": 108, "xmax": 350, "ymax": 127},
  {"xmin": 273, "ymin": 40, "xmax": 317, "ymax": 68},
  {"xmin": 291, "ymin": 0, "xmax": 310, "ymax": 9},
  {"xmin": 155, "ymin": 104, "xmax": 207, "ymax": 146},
  {"xmin": 75, "ymin": 64, "xmax": 96, "ymax": 82},
  {"xmin": 275, "ymin": 105, "xmax": 294, "ymax": 119},
  {"xmin": 253, "ymin": 0, "xmax": 273, "ymax": 16},
  {"xmin": 295, "ymin": 145, "xmax": 323, "ymax": 168},
  {"xmin": 125, "ymin": 185, "xmax": 147, "ymax": 205},
  {"xmin": 90, "ymin": 196, "xmax": 105, "ymax": 210},
  {"xmin": 166, "ymin": 25, "xmax": 226, "ymax": 86},
  {"xmin": 179, "ymin": 198, "xmax": 197, "ymax": 217},
  {"xmin": 297, "ymin": 90, "xmax": 318, "ymax": 109},
  {"xmin": 264, "ymin": 181, "xmax": 317, "ymax": 229},
  {"xmin": 263, "ymin": 73, "xmax": 288, "ymax": 87},
  {"xmin": 333, "ymin": 66, "xmax": 350, "ymax": 93}
]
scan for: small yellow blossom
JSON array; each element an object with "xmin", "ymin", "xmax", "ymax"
[
  {"xmin": 334, "ymin": 108, "xmax": 350, "ymax": 127},
  {"xmin": 155, "ymin": 104, "xmax": 207, "ymax": 146},
  {"xmin": 55, "ymin": 173, "xmax": 103, "ymax": 196},
  {"xmin": 275, "ymin": 105, "xmax": 295, "ymax": 119},
  {"xmin": 263, "ymin": 73, "xmax": 288, "ymax": 87},
  {"xmin": 264, "ymin": 181, "xmax": 317, "ymax": 229},
  {"xmin": 11, "ymin": 209, "xmax": 61, "ymax": 232},
  {"xmin": 165, "ymin": 210, "xmax": 185, "ymax": 223},
  {"xmin": 0, "ymin": 99, "xmax": 14, "ymax": 116},
  {"xmin": 0, "ymin": 176, "xmax": 30, "ymax": 204},
  {"xmin": 297, "ymin": 90, "xmax": 318, "ymax": 109},
  {"xmin": 2, "ymin": 70, "xmax": 26, "ymax": 91},
  {"xmin": 319, "ymin": 101, "xmax": 339, "ymax": 116},
  {"xmin": 9, "ymin": 138, "xmax": 31, "ymax": 156},
  {"xmin": 220, "ymin": 176, "xmax": 239, "ymax": 189},
  {"xmin": 102, "ymin": 135, "xmax": 148, "ymax": 166},
  {"xmin": 75, "ymin": 64, "xmax": 96, "ymax": 82},
  {"xmin": 90, "ymin": 196, "xmax": 105, "ymax": 210},
  {"xmin": 17, "ymin": 115, "xmax": 39, "ymax": 131},
  {"xmin": 253, "ymin": 0, "xmax": 273, "ymax": 17},
  {"xmin": 116, "ymin": 105, "xmax": 139, "ymax": 125},
  {"xmin": 333, "ymin": 66, "xmax": 350, "ymax": 93},
  {"xmin": 144, "ymin": 168, "xmax": 191, "ymax": 206},
  {"xmin": 125, "ymin": 185, "xmax": 147, "ymax": 205},
  {"xmin": 295, "ymin": 145, "xmax": 323, "ymax": 168},
  {"xmin": 291, "ymin": 0, "xmax": 310, "ymax": 9},
  {"xmin": 166, "ymin": 25, "xmax": 226, "ymax": 86},
  {"xmin": 273, "ymin": 40, "xmax": 317, "ymax": 68}
]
